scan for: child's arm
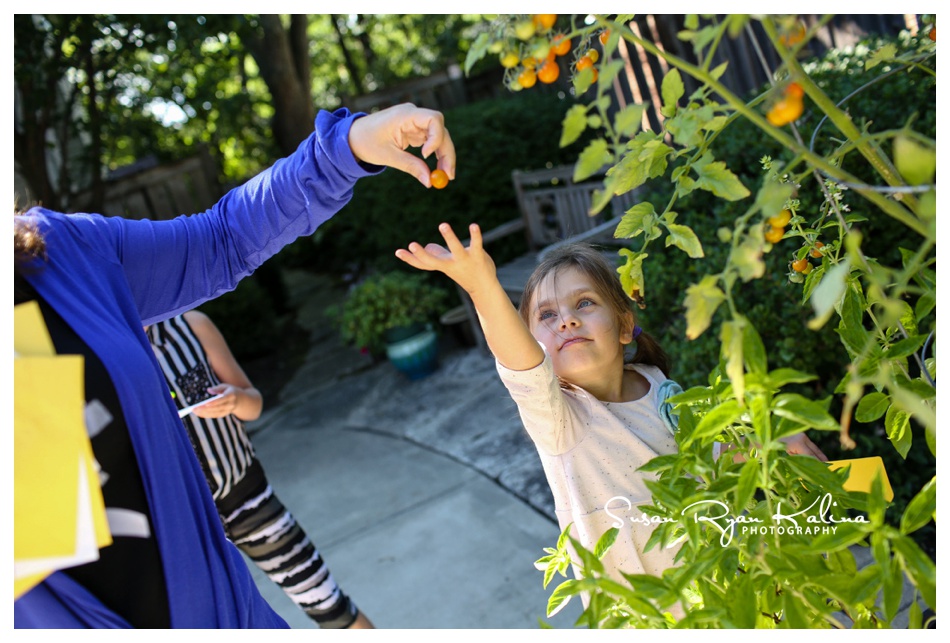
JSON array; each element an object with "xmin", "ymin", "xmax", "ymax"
[
  {"xmin": 396, "ymin": 222, "xmax": 544, "ymax": 371},
  {"xmin": 182, "ymin": 310, "xmax": 264, "ymax": 422}
]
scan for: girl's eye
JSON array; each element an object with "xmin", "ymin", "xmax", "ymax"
[
  {"xmin": 578, "ymin": 299, "xmax": 594, "ymax": 309},
  {"xmin": 539, "ymin": 310, "xmax": 555, "ymax": 321}
]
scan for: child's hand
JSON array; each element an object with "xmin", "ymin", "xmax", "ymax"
[
  {"xmin": 396, "ymin": 223, "xmax": 496, "ymax": 295},
  {"xmin": 780, "ymin": 433, "xmax": 829, "ymax": 461}
]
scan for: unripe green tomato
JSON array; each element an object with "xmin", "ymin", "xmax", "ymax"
[
  {"xmin": 488, "ymin": 39, "xmax": 505, "ymax": 54},
  {"xmin": 530, "ymin": 38, "xmax": 551, "ymax": 61},
  {"xmin": 515, "ymin": 19, "xmax": 536, "ymax": 41}
]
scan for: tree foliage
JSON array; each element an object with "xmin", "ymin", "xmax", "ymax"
[{"xmin": 14, "ymin": 14, "xmax": 486, "ymax": 211}]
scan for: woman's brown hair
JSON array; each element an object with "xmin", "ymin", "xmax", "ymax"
[
  {"xmin": 517, "ymin": 242, "xmax": 671, "ymax": 377},
  {"xmin": 14, "ymin": 214, "xmax": 46, "ymax": 264}
]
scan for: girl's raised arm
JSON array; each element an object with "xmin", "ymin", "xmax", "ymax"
[{"xmin": 396, "ymin": 222, "xmax": 543, "ymax": 371}]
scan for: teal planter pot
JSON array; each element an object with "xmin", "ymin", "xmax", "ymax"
[{"xmin": 384, "ymin": 323, "xmax": 439, "ymax": 380}]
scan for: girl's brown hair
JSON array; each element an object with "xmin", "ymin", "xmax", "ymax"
[{"xmin": 517, "ymin": 242, "xmax": 671, "ymax": 377}]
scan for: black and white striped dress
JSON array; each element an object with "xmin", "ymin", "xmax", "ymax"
[
  {"xmin": 147, "ymin": 314, "xmax": 254, "ymax": 500},
  {"xmin": 148, "ymin": 315, "xmax": 359, "ymax": 628}
]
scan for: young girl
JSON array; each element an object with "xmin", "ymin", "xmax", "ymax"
[
  {"xmin": 395, "ymin": 223, "xmax": 826, "ymax": 593},
  {"xmin": 148, "ymin": 311, "xmax": 373, "ymax": 629}
]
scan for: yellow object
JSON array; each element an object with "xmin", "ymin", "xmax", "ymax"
[
  {"xmin": 826, "ymin": 457, "xmax": 894, "ymax": 502},
  {"xmin": 14, "ymin": 301, "xmax": 112, "ymax": 599}
]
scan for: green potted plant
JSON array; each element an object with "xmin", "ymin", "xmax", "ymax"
[{"xmin": 334, "ymin": 271, "xmax": 449, "ymax": 379}]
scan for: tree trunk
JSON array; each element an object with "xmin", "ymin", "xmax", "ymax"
[
  {"xmin": 245, "ymin": 15, "xmax": 316, "ymax": 157},
  {"xmin": 330, "ymin": 15, "xmax": 366, "ymax": 96}
]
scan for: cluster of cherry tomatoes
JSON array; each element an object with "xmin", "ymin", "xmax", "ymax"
[
  {"xmin": 498, "ymin": 15, "xmax": 571, "ymax": 90},
  {"xmin": 496, "ymin": 16, "xmax": 612, "ymax": 92},
  {"xmin": 791, "ymin": 240, "xmax": 824, "ymax": 275},
  {"xmin": 764, "ymin": 208, "xmax": 791, "ymax": 245},
  {"xmin": 764, "ymin": 207, "xmax": 825, "ymax": 275},
  {"xmin": 766, "ymin": 81, "xmax": 805, "ymax": 127}
]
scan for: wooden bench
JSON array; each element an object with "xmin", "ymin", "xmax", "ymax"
[{"xmin": 459, "ymin": 164, "xmax": 640, "ymax": 351}]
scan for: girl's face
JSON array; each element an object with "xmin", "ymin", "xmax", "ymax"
[{"xmin": 527, "ymin": 266, "xmax": 633, "ymax": 389}]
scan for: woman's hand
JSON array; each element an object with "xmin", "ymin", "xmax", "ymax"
[
  {"xmin": 192, "ymin": 384, "xmax": 242, "ymax": 420},
  {"xmin": 396, "ymin": 223, "xmax": 496, "ymax": 296},
  {"xmin": 348, "ymin": 103, "xmax": 455, "ymax": 188}
]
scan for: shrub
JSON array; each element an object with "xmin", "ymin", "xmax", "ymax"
[{"xmin": 329, "ymin": 270, "xmax": 449, "ymax": 357}]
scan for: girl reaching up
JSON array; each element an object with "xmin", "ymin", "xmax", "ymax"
[{"xmin": 396, "ymin": 223, "xmax": 826, "ymax": 602}]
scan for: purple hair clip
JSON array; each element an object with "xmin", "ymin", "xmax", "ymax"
[{"xmin": 633, "ymin": 325, "xmax": 643, "ymax": 339}]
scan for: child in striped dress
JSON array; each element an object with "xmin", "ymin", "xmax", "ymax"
[{"xmin": 148, "ymin": 311, "xmax": 373, "ymax": 629}]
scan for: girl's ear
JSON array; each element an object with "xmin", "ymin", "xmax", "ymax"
[{"xmin": 619, "ymin": 311, "xmax": 635, "ymax": 344}]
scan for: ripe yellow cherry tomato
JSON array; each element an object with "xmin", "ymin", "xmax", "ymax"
[{"xmin": 430, "ymin": 169, "xmax": 449, "ymax": 190}]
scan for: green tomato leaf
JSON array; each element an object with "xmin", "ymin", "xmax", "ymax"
[
  {"xmin": 886, "ymin": 334, "xmax": 929, "ymax": 360},
  {"xmin": 720, "ymin": 319, "xmax": 745, "ymax": 405},
  {"xmin": 560, "ymin": 104, "xmax": 589, "ymax": 148},
  {"xmin": 616, "ymin": 249, "xmax": 648, "ymax": 300},
  {"xmin": 546, "ymin": 579, "xmax": 580, "ymax": 617},
  {"xmin": 573, "ymin": 139, "xmax": 611, "ymax": 183},
  {"xmin": 892, "ymin": 533, "xmax": 936, "ymax": 610},
  {"xmin": 685, "ymin": 398, "xmax": 741, "ymax": 447},
  {"xmin": 894, "ymin": 135, "xmax": 937, "ymax": 185},
  {"xmin": 807, "ymin": 259, "xmax": 851, "ymax": 330},
  {"xmin": 614, "ymin": 202, "xmax": 656, "ymax": 238},
  {"xmin": 733, "ymin": 231, "xmax": 766, "ymax": 282},
  {"xmin": 692, "ymin": 153, "xmax": 750, "ymax": 201},
  {"xmin": 865, "ymin": 42, "xmax": 898, "ymax": 70},
  {"xmin": 660, "ymin": 68, "xmax": 684, "ymax": 117},
  {"xmin": 665, "ymin": 223, "xmax": 705, "ymax": 258},
  {"xmin": 755, "ymin": 181, "xmax": 795, "ymax": 223},
  {"xmin": 855, "ymin": 392, "xmax": 890, "ymax": 423},
  {"xmin": 772, "ymin": 393, "xmax": 840, "ymax": 431},
  {"xmin": 742, "ymin": 320, "xmax": 767, "ymax": 374},
  {"xmin": 593, "ymin": 527, "xmax": 619, "ymax": 559},
  {"xmin": 614, "ymin": 104, "xmax": 647, "ymax": 138},
  {"xmin": 884, "ymin": 404, "xmax": 912, "ymax": 458},
  {"xmin": 683, "ymin": 275, "xmax": 725, "ymax": 340},
  {"xmin": 734, "ymin": 459, "xmax": 759, "ymax": 512},
  {"xmin": 463, "ymin": 32, "xmax": 490, "ymax": 75},
  {"xmin": 900, "ymin": 476, "xmax": 936, "ymax": 535}
]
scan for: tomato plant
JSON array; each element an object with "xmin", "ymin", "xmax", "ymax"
[{"xmin": 465, "ymin": 13, "xmax": 936, "ymax": 630}]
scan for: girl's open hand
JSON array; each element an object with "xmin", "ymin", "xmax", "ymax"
[{"xmin": 395, "ymin": 223, "xmax": 495, "ymax": 295}]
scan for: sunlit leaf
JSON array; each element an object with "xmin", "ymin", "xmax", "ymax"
[
  {"xmin": 807, "ymin": 259, "xmax": 851, "ymax": 330},
  {"xmin": 560, "ymin": 104, "xmax": 589, "ymax": 147},
  {"xmin": 683, "ymin": 276, "xmax": 725, "ymax": 340},
  {"xmin": 692, "ymin": 153, "xmax": 750, "ymax": 201},
  {"xmin": 665, "ymin": 223, "xmax": 705, "ymax": 258},
  {"xmin": 614, "ymin": 202, "xmax": 656, "ymax": 238},
  {"xmin": 660, "ymin": 68, "xmax": 684, "ymax": 117},
  {"xmin": 574, "ymin": 138, "xmax": 611, "ymax": 182}
]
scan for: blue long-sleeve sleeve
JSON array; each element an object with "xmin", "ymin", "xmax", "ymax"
[{"xmin": 36, "ymin": 107, "xmax": 382, "ymax": 326}]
